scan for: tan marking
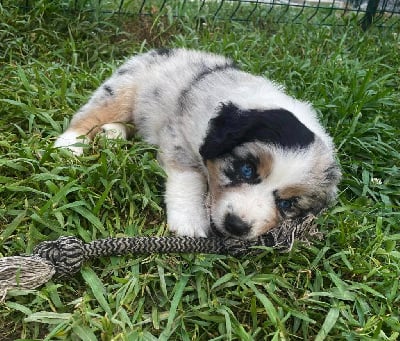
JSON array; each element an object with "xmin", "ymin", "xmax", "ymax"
[
  {"xmin": 206, "ymin": 160, "xmax": 224, "ymax": 203},
  {"xmin": 68, "ymin": 85, "xmax": 137, "ymax": 139},
  {"xmin": 278, "ymin": 185, "xmax": 309, "ymax": 199},
  {"xmin": 259, "ymin": 208, "xmax": 280, "ymax": 234},
  {"xmin": 257, "ymin": 151, "xmax": 273, "ymax": 178}
]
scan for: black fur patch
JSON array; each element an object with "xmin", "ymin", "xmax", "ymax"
[
  {"xmin": 178, "ymin": 62, "xmax": 237, "ymax": 112},
  {"xmin": 117, "ymin": 68, "xmax": 130, "ymax": 76},
  {"xmin": 199, "ymin": 103, "xmax": 315, "ymax": 160},
  {"xmin": 103, "ymin": 85, "xmax": 114, "ymax": 96},
  {"xmin": 153, "ymin": 48, "xmax": 172, "ymax": 57},
  {"xmin": 193, "ymin": 63, "xmax": 237, "ymax": 87}
]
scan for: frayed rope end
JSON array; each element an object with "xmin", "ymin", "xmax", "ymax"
[
  {"xmin": 0, "ymin": 236, "xmax": 85, "ymax": 303},
  {"xmin": 0, "ymin": 256, "xmax": 55, "ymax": 303}
]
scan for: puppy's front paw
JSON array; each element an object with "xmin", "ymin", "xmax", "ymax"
[
  {"xmin": 167, "ymin": 211, "xmax": 209, "ymax": 238},
  {"xmin": 54, "ymin": 131, "xmax": 87, "ymax": 155},
  {"xmin": 164, "ymin": 168, "xmax": 209, "ymax": 238}
]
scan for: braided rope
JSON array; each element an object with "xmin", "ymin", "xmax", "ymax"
[{"xmin": 0, "ymin": 215, "xmax": 319, "ymax": 301}]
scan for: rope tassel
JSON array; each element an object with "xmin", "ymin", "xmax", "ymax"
[{"xmin": 0, "ymin": 215, "xmax": 319, "ymax": 302}]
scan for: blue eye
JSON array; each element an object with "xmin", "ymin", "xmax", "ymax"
[
  {"xmin": 277, "ymin": 199, "xmax": 293, "ymax": 211},
  {"xmin": 240, "ymin": 163, "xmax": 255, "ymax": 180}
]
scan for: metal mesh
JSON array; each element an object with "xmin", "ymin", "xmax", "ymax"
[{"xmin": 10, "ymin": 0, "xmax": 400, "ymax": 28}]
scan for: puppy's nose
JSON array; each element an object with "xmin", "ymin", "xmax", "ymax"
[{"xmin": 224, "ymin": 213, "xmax": 250, "ymax": 236}]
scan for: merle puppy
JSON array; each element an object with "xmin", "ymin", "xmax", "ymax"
[{"xmin": 55, "ymin": 48, "xmax": 341, "ymax": 239}]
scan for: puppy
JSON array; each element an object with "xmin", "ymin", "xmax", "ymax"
[{"xmin": 55, "ymin": 48, "xmax": 341, "ymax": 239}]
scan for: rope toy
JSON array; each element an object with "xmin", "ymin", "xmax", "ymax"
[{"xmin": 0, "ymin": 215, "xmax": 320, "ymax": 302}]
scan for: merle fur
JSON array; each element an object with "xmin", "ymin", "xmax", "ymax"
[
  {"xmin": 178, "ymin": 63, "xmax": 236, "ymax": 112},
  {"xmin": 103, "ymin": 85, "xmax": 114, "ymax": 96},
  {"xmin": 153, "ymin": 48, "xmax": 173, "ymax": 57}
]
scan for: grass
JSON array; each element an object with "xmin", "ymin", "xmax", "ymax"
[{"xmin": 1, "ymin": 1, "xmax": 400, "ymax": 340}]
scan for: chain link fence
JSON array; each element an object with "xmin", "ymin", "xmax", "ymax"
[{"xmin": 9, "ymin": 0, "xmax": 400, "ymax": 27}]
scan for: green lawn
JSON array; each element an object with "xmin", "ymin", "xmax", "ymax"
[{"xmin": 1, "ymin": 2, "xmax": 399, "ymax": 340}]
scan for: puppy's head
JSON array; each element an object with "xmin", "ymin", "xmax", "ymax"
[{"xmin": 200, "ymin": 102, "xmax": 341, "ymax": 239}]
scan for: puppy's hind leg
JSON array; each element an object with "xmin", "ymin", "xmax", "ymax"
[{"xmin": 55, "ymin": 81, "xmax": 136, "ymax": 155}]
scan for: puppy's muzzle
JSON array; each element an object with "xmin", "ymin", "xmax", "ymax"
[{"xmin": 224, "ymin": 213, "xmax": 251, "ymax": 236}]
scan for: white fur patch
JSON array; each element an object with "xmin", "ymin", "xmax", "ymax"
[
  {"xmin": 54, "ymin": 131, "xmax": 87, "ymax": 155},
  {"xmin": 165, "ymin": 169, "xmax": 209, "ymax": 237}
]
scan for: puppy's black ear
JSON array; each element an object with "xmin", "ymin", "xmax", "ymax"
[
  {"xmin": 199, "ymin": 102, "xmax": 315, "ymax": 160},
  {"xmin": 199, "ymin": 103, "xmax": 246, "ymax": 160}
]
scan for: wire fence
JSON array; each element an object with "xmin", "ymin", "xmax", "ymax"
[{"xmin": 10, "ymin": 0, "xmax": 400, "ymax": 28}]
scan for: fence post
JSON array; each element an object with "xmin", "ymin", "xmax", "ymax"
[{"xmin": 360, "ymin": 0, "xmax": 381, "ymax": 30}]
